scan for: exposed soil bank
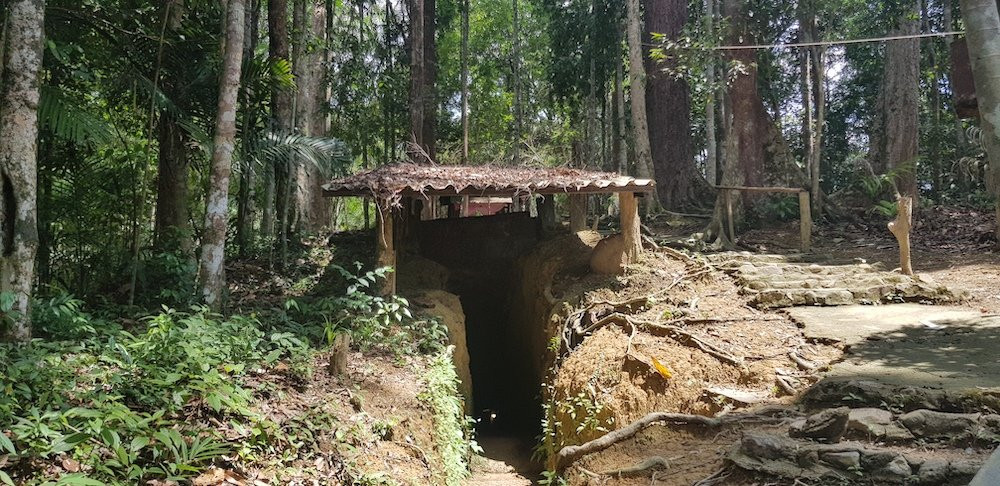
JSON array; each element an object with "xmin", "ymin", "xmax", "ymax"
[{"xmin": 401, "ymin": 213, "xmax": 609, "ymax": 481}]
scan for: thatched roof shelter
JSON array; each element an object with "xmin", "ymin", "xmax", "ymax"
[
  {"xmin": 321, "ymin": 164, "xmax": 655, "ymax": 295},
  {"xmin": 322, "ymin": 163, "xmax": 655, "ymax": 201}
]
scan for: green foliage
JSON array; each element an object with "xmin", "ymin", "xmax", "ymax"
[
  {"xmin": 293, "ymin": 264, "xmax": 450, "ymax": 356},
  {"xmin": 419, "ymin": 348, "xmax": 476, "ymax": 485},
  {"xmin": 0, "ymin": 298, "xmax": 313, "ymax": 484},
  {"xmin": 757, "ymin": 196, "xmax": 800, "ymax": 222}
]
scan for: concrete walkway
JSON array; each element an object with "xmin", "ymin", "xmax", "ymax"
[{"xmin": 787, "ymin": 304, "xmax": 1000, "ymax": 391}]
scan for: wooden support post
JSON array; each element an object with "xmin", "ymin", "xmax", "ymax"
[
  {"xmin": 376, "ymin": 206, "xmax": 396, "ymax": 295},
  {"xmin": 539, "ymin": 194, "xmax": 557, "ymax": 233},
  {"xmin": 888, "ymin": 195, "xmax": 913, "ymax": 275},
  {"xmin": 461, "ymin": 195, "xmax": 470, "ymax": 217},
  {"xmin": 619, "ymin": 192, "xmax": 642, "ymax": 264},
  {"xmin": 569, "ymin": 194, "xmax": 588, "ymax": 232},
  {"xmin": 798, "ymin": 190, "xmax": 812, "ymax": 251},
  {"xmin": 724, "ymin": 189, "xmax": 735, "ymax": 242}
]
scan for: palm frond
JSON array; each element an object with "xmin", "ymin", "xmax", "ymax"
[
  {"xmin": 248, "ymin": 132, "xmax": 352, "ymax": 177},
  {"xmin": 39, "ymin": 86, "xmax": 114, "ymax": 145}
]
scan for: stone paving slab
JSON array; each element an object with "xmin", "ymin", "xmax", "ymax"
[{"xmin": 788, "ymin": 304, "xmax": 1000, "ymax": 391}]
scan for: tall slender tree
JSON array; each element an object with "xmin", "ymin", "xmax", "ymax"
[
  {"xmin": 460, "ymin": 0, "xmax": 470, "ymax": 164},
  {"xmin": 0, "ymin": 0, "xmax": 44, "ymax": 341},
  {"xmin": 409, "ymin": 0, "xmax": 426, "ymax": 161},
  {"xmin": 704, "ymin": 0, "xmax": 718, "ymax": 186},
  {"xmin": 624, "ymin": 0, "xmax": 656, "ymax": 211},
  {"xmin": 269, "ymin": 0, "xmax": 293, "ymax": 263},
  {"xmin": 199, "ymin": 0, "xmax": 246, "ymax": 309},
  {"xmin": 960, "ymin": 0, "xmax": 1000, "ymax": 238}
]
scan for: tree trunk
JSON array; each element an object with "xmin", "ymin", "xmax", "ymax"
[
  {"xmin": 799, "ymin": 0, "xmax": 824, "ymax": 216},
  {"xmin": 0, "ymin": 0, "xmax": 44, "ymax": 341},
  {"xmin": 268, "ymin": 0, "xmax": 293, "ymax": 262},
  {"xmin": 644, "ymin": 0, "xmax": 699, "ymax": 210},
  {"xmin": 423, "ymin": 0, "xmax": 437, "ymax": 163},
  {"xmin": 460, "ymin": 0, "xmax": 470, "ymax": 164},
  {"xmin": 237, "ymin": 0, "xmax": 260, "ymax": 256},
  {"xmin": 198, "ymin": 0, "xmax": 245, "ymax": 310},
  {"xmin": 292, "ymin": 1, "xmax": 331, "ymax": 233},
  {"xmin": 153, "ymin": 114, "xmax": 190, "ymax": 252},
  {"xmin": 409, "ymin": 0, "xmax": 426, "ymax": 162},
  {"xmin": 613, "ymin": 47, "xmax": 627, "ymax": 174},
  {"xmin": 704, "ymin": 0, "xmax": 717, "ymax": 186},
  {"xmin": 624, "ymin": 0, "xmax": 657, "ymax": 212},
  {"xmin": 868, "ymin": 4, "xmax": 920, "ymax": 201},
  {"xmin": 704, "ymin": 0, "xmax": 805, "ymax": 244},
  {"xmin": 513, "ymin": 0, "xmax": 523, "ymax": 164},
  {"xmin": 960, "ymin": 0, "xmax": 1000, "ymax": 239}
]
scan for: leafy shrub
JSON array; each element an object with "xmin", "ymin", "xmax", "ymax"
[
  {"xmin": 419, "ymin": 347, "xmax": 477, "ymax": 486},
  {"xmin": 0, "ymin": 304, "xmax": 311, "ymax": 484}
]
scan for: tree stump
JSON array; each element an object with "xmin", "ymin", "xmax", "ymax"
[
  {"xmin": 887, "ymin": 195, "xmax": 913, "ymax": 276},
  {"xmin": 328, "ymin": 333, "xmax": 352, "ymax": 376}
]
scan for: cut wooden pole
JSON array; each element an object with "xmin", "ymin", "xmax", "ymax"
[
  {"xmin": 569, "ymin": 194, "xmax": 588, "ymax": 232},
  {"xmin": 376, "ymin": 205, "xmax": 396, "ymax": 295},
  {"xmin": 619, "ymin": 192, "xmax": 642, "ymax": 263},
  {"xmin": 724, "ymin": 189, "xmax": 735, "ymax": 242},
  {"xmin": 461, "ymin": 195, "xmax": 470, "ymax": 217},
  {"xmin": 798, "ymin": 190, "xmax": 812, "ymax": 251},
  {"xmin": 887, "ymin": 195, "xmax": 913, "ymax": 275},
  {"xmin": 539, "ymin": 194, "xmax": 557, "ymax": 233}
]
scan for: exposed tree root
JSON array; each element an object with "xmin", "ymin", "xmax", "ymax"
[
  {"xmin": 554, "ymin": 407, "xmax": 797, "ymax": 472},
  {"xmin": 788, "ymin": 351, "xmax": 818, "ymax": 371},
  {"xmin": 588, "ymin": 455, "xmax": 672, "ymax": 477}
]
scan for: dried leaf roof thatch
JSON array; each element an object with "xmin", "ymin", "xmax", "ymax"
[{"xmin": 322, "ymin": 163, "xmax": 655, "ymax": 202}]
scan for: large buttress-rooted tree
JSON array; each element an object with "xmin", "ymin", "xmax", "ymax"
[
  {"xmin": 960, "ymin": 0, "xmax": 1000, "ymax": 239},
  {"xmin": 624, "ymin": 0, "xmax": 657, "ymax": 211},
  {"xmin": 0, "ymin": 0, "xmax": 44, "ymax": 341},
  {"xmin": 198, "ymin": 0, "xmax": 245, "ymax": 309},
  {"xmin": 868, "ymin": 3, "xmax": 920, "ymax": 202},
  {"xmin": 705, "ymin": 0, "xmax": 805, "ymax": 245},
  {"xmin": 644, "ymin": 0, "xmax": 701, "ymax": 210}
]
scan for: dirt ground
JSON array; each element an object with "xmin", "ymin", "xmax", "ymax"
[{"xmin": 546, "ymin": 209, "xmax": 1000, "ymax": 486}]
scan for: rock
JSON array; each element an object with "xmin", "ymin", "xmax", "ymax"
[
  {"xmin": 741, "ymin": 433, "xmax": 792, "ymax": 461},
  {"xmin": 848, "ymin": 408, "xmax": 893, "ymax": 432},
  {"xmin": 916, "ymin": 459, "xmax": 950, "ymax": 485},
  {"xmin": 790, "ymin": 407, "xmax": 850, "ymax": 443},
  {"xmin": 879, "ymin": 455, "xmax": 913, "ymax": 482},
  {"xmin": 979, "ymin": 414, "xmax": 1000, "ymax": 444},
  {"xmin": 846, "ymin": 407, "xmax": 914, "ymax": 441},
  {"xmin": 589, "ymin": 233, "xmax": 626, "ymax": 275},
  {"xmin": 821, "ymin": 451, "xmax": 860, "ymax": 469},
  {"xmin": 899, "ymin": 409, "xmax": 980, "ymax": 441}
]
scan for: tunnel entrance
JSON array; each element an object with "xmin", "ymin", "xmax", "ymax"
[{"xmin": 414, "ymin": 212, "xmax": 547, "ymax": 478}]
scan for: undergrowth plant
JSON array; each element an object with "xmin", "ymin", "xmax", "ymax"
[
  {"xmin": 419, "ymin": 347, "xmax": 479, "ymax": 486},
  {"xmin": 2, "ymin": 264, "xmax": 455, "ymax": 484}
]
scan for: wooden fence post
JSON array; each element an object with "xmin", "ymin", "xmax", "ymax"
[
  {"xmin": 799, "ymin": 190, "xmax": 812, "ymax": 251},
  {"xmin": 569, "ymin": 194, "xmax": 588, "ymax": 232}
]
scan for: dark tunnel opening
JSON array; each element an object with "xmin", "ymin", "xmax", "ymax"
[{"xmin": 414, "ymin": 211, "xmax": 547, "ymax": 476}]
